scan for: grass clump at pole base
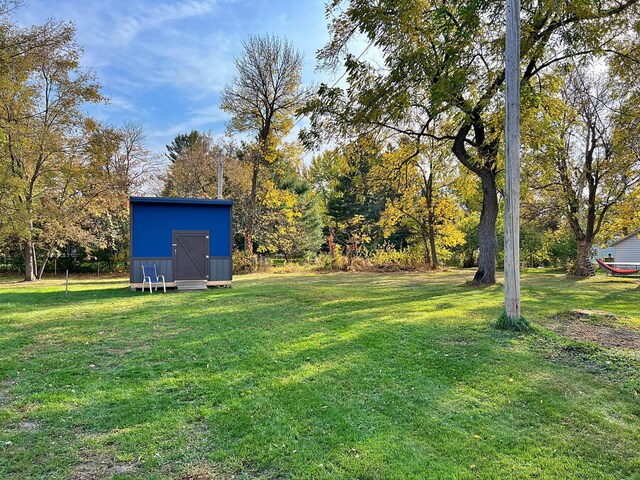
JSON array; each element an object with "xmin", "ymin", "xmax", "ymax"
[{"xmin": 495, "ymin": 309, "xmax": 531, "ymax": 332}]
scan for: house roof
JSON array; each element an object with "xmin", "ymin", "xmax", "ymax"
[
  {"xmin": 130, "ymin": 196, "xmax": 233, "ymax": 206},
  {"xmin": 609, "ymin": 229, "xmax": 640, "ymax": 247}
]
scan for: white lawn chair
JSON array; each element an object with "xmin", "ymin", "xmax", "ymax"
[{"xmin": 141, "ymin": 264, "xmax": 166, "ymax": 293}]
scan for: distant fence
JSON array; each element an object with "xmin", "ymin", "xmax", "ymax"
[{"xmin": 0, "ymin": 256, "xmax": 128, "ymax": 276}]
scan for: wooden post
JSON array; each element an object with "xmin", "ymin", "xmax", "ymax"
[
  {"xmin": 504, "ymin": 0, "xmax": 521, "ymax": 318},
  {"xmin": 65, "ymin": 269, "xmax": 69, "ymax": 297}
]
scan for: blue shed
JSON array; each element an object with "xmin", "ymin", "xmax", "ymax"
[{"xmin": 129, "ymin": 197, "xmax": 233, "ymax": 289}]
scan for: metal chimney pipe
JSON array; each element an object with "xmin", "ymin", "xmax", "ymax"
[{"xmin": 217, "ymin": 150, "xmax": 223, "ymax": 199}]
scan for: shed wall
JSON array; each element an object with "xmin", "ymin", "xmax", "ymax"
[
  {"xmin": 130, "ymin": 200, "xmax": 232, "ymax": 284},
  {"xmin": 131, "ymin": 202, "xmax": 231, "ymax": 257},
  {"xmin": 130, "ymin": 257, "xmax": 232, "ymax": 283},
  {"xmin": 614, "ymin": 235, "xmax": 640, "ymax": 262}
]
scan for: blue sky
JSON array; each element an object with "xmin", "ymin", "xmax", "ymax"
[{"xmin": 16, "ymin": 0, "xmax": 336, "ymax": 156}]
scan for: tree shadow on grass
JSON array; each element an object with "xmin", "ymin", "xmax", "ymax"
[
  {"xmin": 2, "ymin": 272, "xmax": 639, "ymax": 478},
  {"xmin": 0, "ymin": 276, "xmax": 503, "ymax": 477},
  {"xmin": 0, "ymin": 285, "xmax": 134, "ymax": 305},
  {"xmin": 3, "ymin": 320, "xmax": 495, "ymax": 477},
  {"xmin": 8, "ymin": 310, "xmax": 636, "ymax": 478}
]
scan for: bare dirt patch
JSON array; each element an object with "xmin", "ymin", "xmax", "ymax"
[
  {"xmin": 179, "ymin": 473, "xmax": 215, "ymax": 480},
  {"xmin": 176, "ymin": 464, "xmax": 270, "ymax": 480},
  {"xmin": 18, "ymin": 421, "xmax": 38, "ymax": 432},
  {"xmin": 546, "ymin": 310, "xmax": 640, "ymax": 350},
  {"xmin": 69, "ymin": 453, "xmax": 137, "ymax": 479},
  {"xmin": 0, "ymin": 378, "xmax": 17, "ymax": 408}
]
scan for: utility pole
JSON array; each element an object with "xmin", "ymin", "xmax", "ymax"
[
  {"xmin": 504, "ymin": 0, "xmax": 521, "ymax": 318},
  {"xmin": 217, "ymin": 150, "xmax": 224, "ymax": 199}
]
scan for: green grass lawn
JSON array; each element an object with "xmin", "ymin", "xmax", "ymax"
[{"xmin": 1, "ymin": 269, "xmax": 639, "ymax": 479}]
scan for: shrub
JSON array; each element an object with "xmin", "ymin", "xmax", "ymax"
[
  {"xmin": 270, "ymin": 262, "xmax": 309, "ymax": 274},
  {"xmin": 314, "ymin": 246, "xmax": 429, "ymax": 272},
  {"xmin": 232, "ymin": 250, "xmax": 258, "ymax": 274},
  {"xmin": 549, "ymin": 233, "xmax": 577, "ymax": 269},
  {"xmin": 369, "ymin": 246, "xmax": 424, "ymax": 271},
  {"xmin": 349, "ymin": 256, "xmax": 370, "ymax": 271},
  {"xmin": 314, "ymin": 251, "xmax": 347, "ymax": 271}
]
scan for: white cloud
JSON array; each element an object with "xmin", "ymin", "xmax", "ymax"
[
  {"xmin": 78, "ymin": 0, "xmax": 223, "ymax": 48},
  {"xmin": 135, "ymin": 28, "xmax": 238, "ymax": 94},
  {"xmin": 107, "ymin": 95, "xmax": 142, "ymax": 114},
  {"xmin": 55, "ymin": 1, "xmax": 241, "ymax": 97},
  {"xmin": 15, "ymin": 0, "xmax": 332, "ymax": 157},
  {"xmin": 147, "ymin": 104, "xmax": 230, "ymax": 140}
]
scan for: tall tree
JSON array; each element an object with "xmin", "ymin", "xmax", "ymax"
[
  {"xmin": 165, "ymin": 130, "xmax": 202, "ymax": 163},
  {"xmin": 374, "ymin": 142, "xmax": 464, "ymax": 268},
  {"xmin": 220, "ymin": 34, "xmax": 306, "ymax": 252},
  {"xmin": 162, "ymin": 132, "xmax": 219, "ymax": 198},
  {"xmin": 161, "ymin": 133, "xmax": 250, "ymax": 203},
  {"xmin": 88, "ymin": 121, "xmax": 156, "ymax": 196},
  {"xmin": 528, "ymin": 67, "xmax": 640, "ymax": 276},
  {"xmin": 85, "ymin": 121, "xmax": 157, "ymax": 265},
  {"xmin": 323, "ymin": 137, "xmax": 389, "ymax": 255},
  {"xmin": 305, "ymin": 0, "xmax": 640, "ymax": 284},
  {"xmin": 257, "ymin": 158, "xmax": 323, "ymax": 261},
  {"xmin": 597, "ymin": 186, "xmax": 640, "ymax": 242},
  {"xmin": 0, "ymin": 18, "xmax": 103, "ymax": 280}
]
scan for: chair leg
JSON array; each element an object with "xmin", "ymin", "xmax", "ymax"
[{"xmin": 163, "ymin": 280, "xmax": 166, "ymax": 293}]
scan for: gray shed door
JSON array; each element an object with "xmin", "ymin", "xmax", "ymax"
[{"xmin": 173, "ymin": 231, "xmax": 209, "ymax": 280}]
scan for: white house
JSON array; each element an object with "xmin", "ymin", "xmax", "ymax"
[
  {"xmin": 608, "ymin": 230, "xmax": 640, "ymax": 265},
  {"xmin": 592, "ymin": 245, "xmax": 615, "ymax": 260}
]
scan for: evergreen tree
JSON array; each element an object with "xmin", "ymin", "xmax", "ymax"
[{"xmin": 165, "ymin": 130, "xmax": 202, "ymax": 163}]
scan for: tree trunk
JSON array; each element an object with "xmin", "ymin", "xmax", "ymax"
[
  {"xmin": 473, "ymin": 172, "xmax": 499, "ymax": 285},
  {"xmin": 245, "ymin": 158, "xmax": 259, "ymax": 252},
  {"xmin": 32, "ymin": 243, "xmax": 38, "ymax": 278},
  {"xmin": 420, "ymin": 228, "xmax": 431, "ymax": 266},
  {"xmin": 421, "ymin": 168, "xmax": 438, "ymax": 269},
  {"xmin": 428, "ymin": 217, "xmax": 438, "ymax": 269},
  {"xmin": 37, "ymin": 250, "xmax": 52, "ymax": 280},
  {"xmin": 572, "ymin": 239, "xmax": 594, "ymax": 276},
  {"xmin": 22, "ymin": 240, "xmax": 36, "ymax": 282},
  {"xmin": 245, "ymin": 226, "xmax": 254, "ymax": 255},
  {"xmin": 452, "ymin": 122, "xmax": 499, "ymax": 285}
]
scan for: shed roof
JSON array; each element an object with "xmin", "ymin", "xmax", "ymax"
[
  {"xmin": 130, "ymin": 196, "xmax": 233, "ymax": 206},
  {"xmin": 609, "ymin": 229, "xmax": 640, "ymax": 247}
]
